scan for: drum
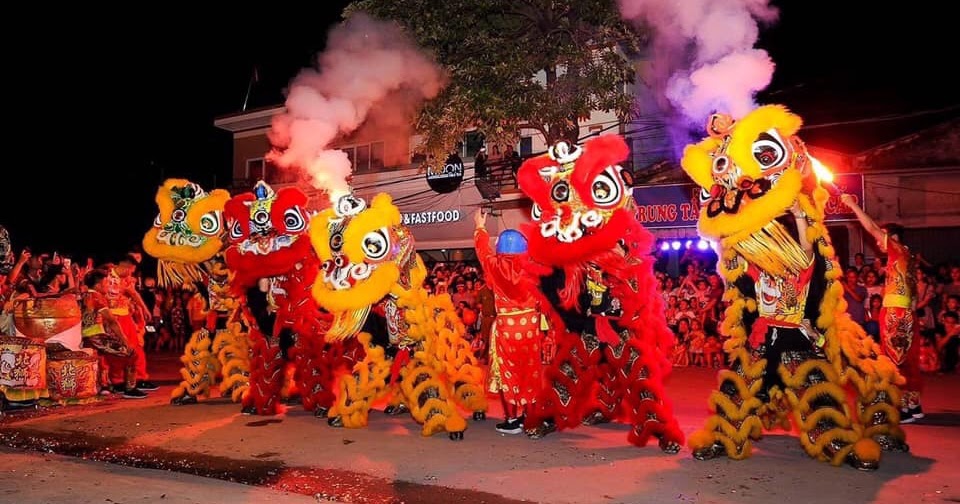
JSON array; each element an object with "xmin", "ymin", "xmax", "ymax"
[
  {"xmin": 0, "ymin": 336, "xmax": 48, "ymax": 402},
  {"xmin": 46, "ymin": 350, "xmax": 99, "ymax": 402},
  {"xmin": 14, "ymin": 295, "xmax": 82, "ymax": 343}
]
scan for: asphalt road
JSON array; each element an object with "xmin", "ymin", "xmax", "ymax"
[{"xmin": 0, "ymin": 446, "xmax": 332, "ymax": 504}]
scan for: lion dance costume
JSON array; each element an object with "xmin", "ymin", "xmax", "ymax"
[
  {"xmin": 680, "ymin": 105, "xmax": 908, "ymax": 470},
  {"xmin": 142, "ymin": 179, "xmax": 250, "ymax": 405},
  {"xmin": 223, "ymin": 181, "xmax": 348, "ymax": 416},
  {"xmin": 310, "ymin": 193, "xmax": 487, "ymax": 439},
  {"xmin": 516, "ymin": 135, "xmax": 684, "ymax": 452}
]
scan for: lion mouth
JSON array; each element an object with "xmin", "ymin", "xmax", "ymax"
[
  {"xmin": 156, "ymin": 230, "xmax": 206, "ymax": 247},
  {"xmin": 539, "ymin": 209, "xmax": 604, "ymax": 243},
  {"xmin": 700, "ymin": 172, "xmax": 783, "ymax": 218},
  {"xmin": 323, "ymin": 262, "xmax": 376, "ymax": 291},
  {"xmin": 239, "ymin": 235, "xmax": 295, "ymax": 256}
]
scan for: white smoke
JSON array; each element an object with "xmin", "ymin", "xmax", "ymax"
[
  {"xmin": 267, "ymin": 12, "xmax": 445, "ymax": 200},
  {"xmin": 618, "ymin": 0, "xmax": 778, "ymax": 124}
]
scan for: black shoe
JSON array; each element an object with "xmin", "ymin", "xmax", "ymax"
[
  {"xmin": 122, "ymin": 388, "xmax": 148, "ymax": 399},
  {"xmin": 171, "ymin": 394, "xmax": 198, "ymax": 406},
  {"xmin": 384, "ymin": 404, "xmax": 408, "ymax": 416},
  {"xmin": 525, "ymin": 419, "xmax": 556, "ymax": 439},
  {"xmin": 496, "ymin": 417, "xmax": 524, "ymax": 434},
  {"xmin": 136, "ymin": 381, "xmax": 159, "ymax": 391}
]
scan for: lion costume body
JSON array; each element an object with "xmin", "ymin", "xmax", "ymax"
[
  {"xmin": 222, "ymin": 181, "xmax": 353, "ymax": 416},
  {"xmin": 680, "ymin": 105, "xmax": 908, "ymax": 469},
  {"xmin": 142, "ymin": 179, "xmax": 250, "ymax": 405},
  {"xmin": 516, "ymin": 135, "xmax": 684, "ymax": 452},
  {"xmin": 309, "ymin": 193, "xmax": 487, "ymax": 439}
]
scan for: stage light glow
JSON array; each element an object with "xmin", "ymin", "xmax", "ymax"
[
  {"xmin": 660, "ymin": 241, "xmax": 670, "ymax": 251},
  {"xmin": 671, "ymin": 241, "xmax": 681, "ymax": 250},
  {"xmin": 685, "ymin": 240, "xmax": 693, "ymax": 249},
  {"xmin": 697, "ymin": 239, "xmax": 709, "ymax": 250}
]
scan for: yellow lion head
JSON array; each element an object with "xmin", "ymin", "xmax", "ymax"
[
  {"xmin": 310, "ymin": 192, "xmax": 425, "ymax": 339},
  {"xmin": 680, "ymin": 105, "xmax": 821, "ymax": 243},
  {"xmin": 142, "ymin": 179, "xmax": 230, "ymax": 286}
]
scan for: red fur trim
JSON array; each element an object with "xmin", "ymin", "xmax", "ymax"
[
  {"xmin": 522, "ymin": 208, "xmax": 634, "ymax": 267},
  {"xmin": 296, "ymin": 335, "xmax": 362, "ymax": 413},
  {"xmin": 526, "ymin": 331, "xmax": 603, "ymax": 430},
  {"xmin": 570, "ymin": 135, "xmax": 630, "ymax": 202},
  {"xmin": 224, "ymin": 193, "xmax": 255, "ymax": 240},
  {"xmin": 243, "ymin": 328, "xmax": 286, "ymax": 416},
  {"xmin": 517, "ymin": 153, "xmax": 560, "ymax": 210},
  {"xmin": 224, "ymin": 186, "xmax": 314, "ymax": 289},
  {"xmin": 227, "ymin": 237, "xmax": 314, "ymax": 290},
  {"xmin": 270, "ymin": 188, "xmax": 309, "ymax": 232}
]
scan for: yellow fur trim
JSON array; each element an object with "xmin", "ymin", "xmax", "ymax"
[
  {"xmin": 679, "ymin": 138, "xmax": 722, "ymax": 189},
  {"xmin": 852, "ymin": 438, "xmax": 882, "ymax": 466},
  {"xmin": 311, "ymin": 193, "xmax": 416, "ymax": 312},
  {"xmin": 680, "ymin": 104, "xmax": 802, "ymax": 187},
  {"xmin": 143, "ymin": 179, "xmax": 228, "ymax": 265},
  {"xmin": 330, "ymin": 332, "xmax": 392, "ymax": 428},
  {"xmin": 726, "ymin": 105, "xmax": 803, "ymax": 179},
  {"xmin": 314, "ymin": 263, "xmax": 399, "ymax": 312},
  {"xmin": 688, "ymin": 429, "xmax": 719, "ymax": 451},
  {"xmin": 704, "ymin": 169, "xmax": 802, "ymax": 242},
  {"xmin": 308, "ymin": 207, "xmax": 337, "ymax": 260},
  {"xmin": 205, "ymin": 313, "xmax": 250, "ymax": 403},
  {"xmin": 342, "ymin": 193, "xmax": 401, "ymax": 261},
  {"xmin": 170, "ymin": 329, "xmax": 219, "ymax": 400}
]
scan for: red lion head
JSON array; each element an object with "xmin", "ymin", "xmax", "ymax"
[
  {"xmin": 517, "ymin": 135, "xmax": 637, "ymax": 266},
  {"xmin": 223, "ymin": 181, "xmax": 315, "ymax": 288}
]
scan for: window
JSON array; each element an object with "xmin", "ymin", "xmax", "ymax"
[
  {"xmin": 245, "ymin": 158, "xmax": 265, "ymax": 181},
  {"xmin": 519, "ymin": 137, "xmax": 533, "ymax": 157},
  {"xmin": 341, "ymin": 141, "xmax": 387, "ymax": 173},
  {"xmin": 356, "ymin": 144, "xmax": 370, "ymax": 172},
  {"xmin": 370, "ymin": 142, "xmax": 385, "ymax": 170},
  {"xmin": 464, "ymin": 131, "xmax": 485, "ymax": 158},
  {"xmin": 265, "ymin": 164, "xmax": 299, "ymax": 184}
]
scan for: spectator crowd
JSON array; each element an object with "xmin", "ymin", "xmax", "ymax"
[{"xmin": 2, "ymin": 238, "xmax": 957, "ymax": 392}]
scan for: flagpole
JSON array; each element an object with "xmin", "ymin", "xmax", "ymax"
[{"xmin": 242, "ymin": 66, "xmax": 257, "ymax": 111}]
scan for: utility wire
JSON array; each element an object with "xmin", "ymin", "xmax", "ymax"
[{"xmin": 801, "ymin": 105, "xmax": 960, "ymax": 130}]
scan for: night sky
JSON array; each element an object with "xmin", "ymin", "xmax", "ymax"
[{"xmin": 2, "ymin": 1, "xmax": 955, "ymax": 262}]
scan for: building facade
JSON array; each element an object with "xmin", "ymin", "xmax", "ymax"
[{"xmin": 214, "ymin": 107, "xmax": 959, "ymax": 267}]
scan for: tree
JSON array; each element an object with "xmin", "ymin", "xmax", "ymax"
[{"xmin": 345, "ymin": 0, "xmax": 646, "ymax": 161}]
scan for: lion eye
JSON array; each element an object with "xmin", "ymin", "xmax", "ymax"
[
  {"xmin": 591, "ymin": 167, "xmax": 622, "ymax": 207},
  {"xmin": 361, "ymin": 229, "xmax": 390, "ymax": 260},
  {"xmin": 283, "ymin": 207, "xmax": 305, "ymax": 232},
  {"xmin": 752, "ymin": 131, "xmax": 786, "ymax": 169},
  {"xmin": 199, "ymin": 211, "xmax": 221, "ymax": 235}
]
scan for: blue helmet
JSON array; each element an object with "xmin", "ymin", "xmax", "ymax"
[{"xmin": 496, "ymin": 229, "xmax": 527, "ymax": 254}]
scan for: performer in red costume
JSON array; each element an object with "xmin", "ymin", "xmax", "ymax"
[
  {"xmin": 841, "ymin": 194, "xmax": 923, "ymax": 422},
  {"xmin": 473, "ymin": 210, "xmax": 542, "ymax": 434},
  {"xmin": 224, "ymin": 181, "xmax": 355, "ymax": 416},
  {"xmin": 105, "ymin": 255, "xmax": 156, "ymax": 392},
  {"xmin": 516, "ymin": 135, "xmax": 683, "ymax": 452}
]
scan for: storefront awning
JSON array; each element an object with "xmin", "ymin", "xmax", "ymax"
[{"xmin": 356, "ymin": 181, "xmax": 497, "ymax": 252}]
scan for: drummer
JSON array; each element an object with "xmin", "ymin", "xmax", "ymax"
[{"xmin": 81, "ymin": 269, "xmax": 148, "ymax": 399}]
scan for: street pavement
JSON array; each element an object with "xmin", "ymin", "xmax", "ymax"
[
  {"xmin": 1, "ymin": 352, "xmax": 957, "ymax": 504},
  {"xmin": 0, "ymin": 445, "xmax": 328, "ymax": 503}
]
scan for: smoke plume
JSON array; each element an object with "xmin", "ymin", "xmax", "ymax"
[
  {"xmin": 267, "ymin": 12, "xmax": 445, "ymax": 200},
  {"xmin": 618, "ymin": 0, "xmax": 778, "ymax": 125}
]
